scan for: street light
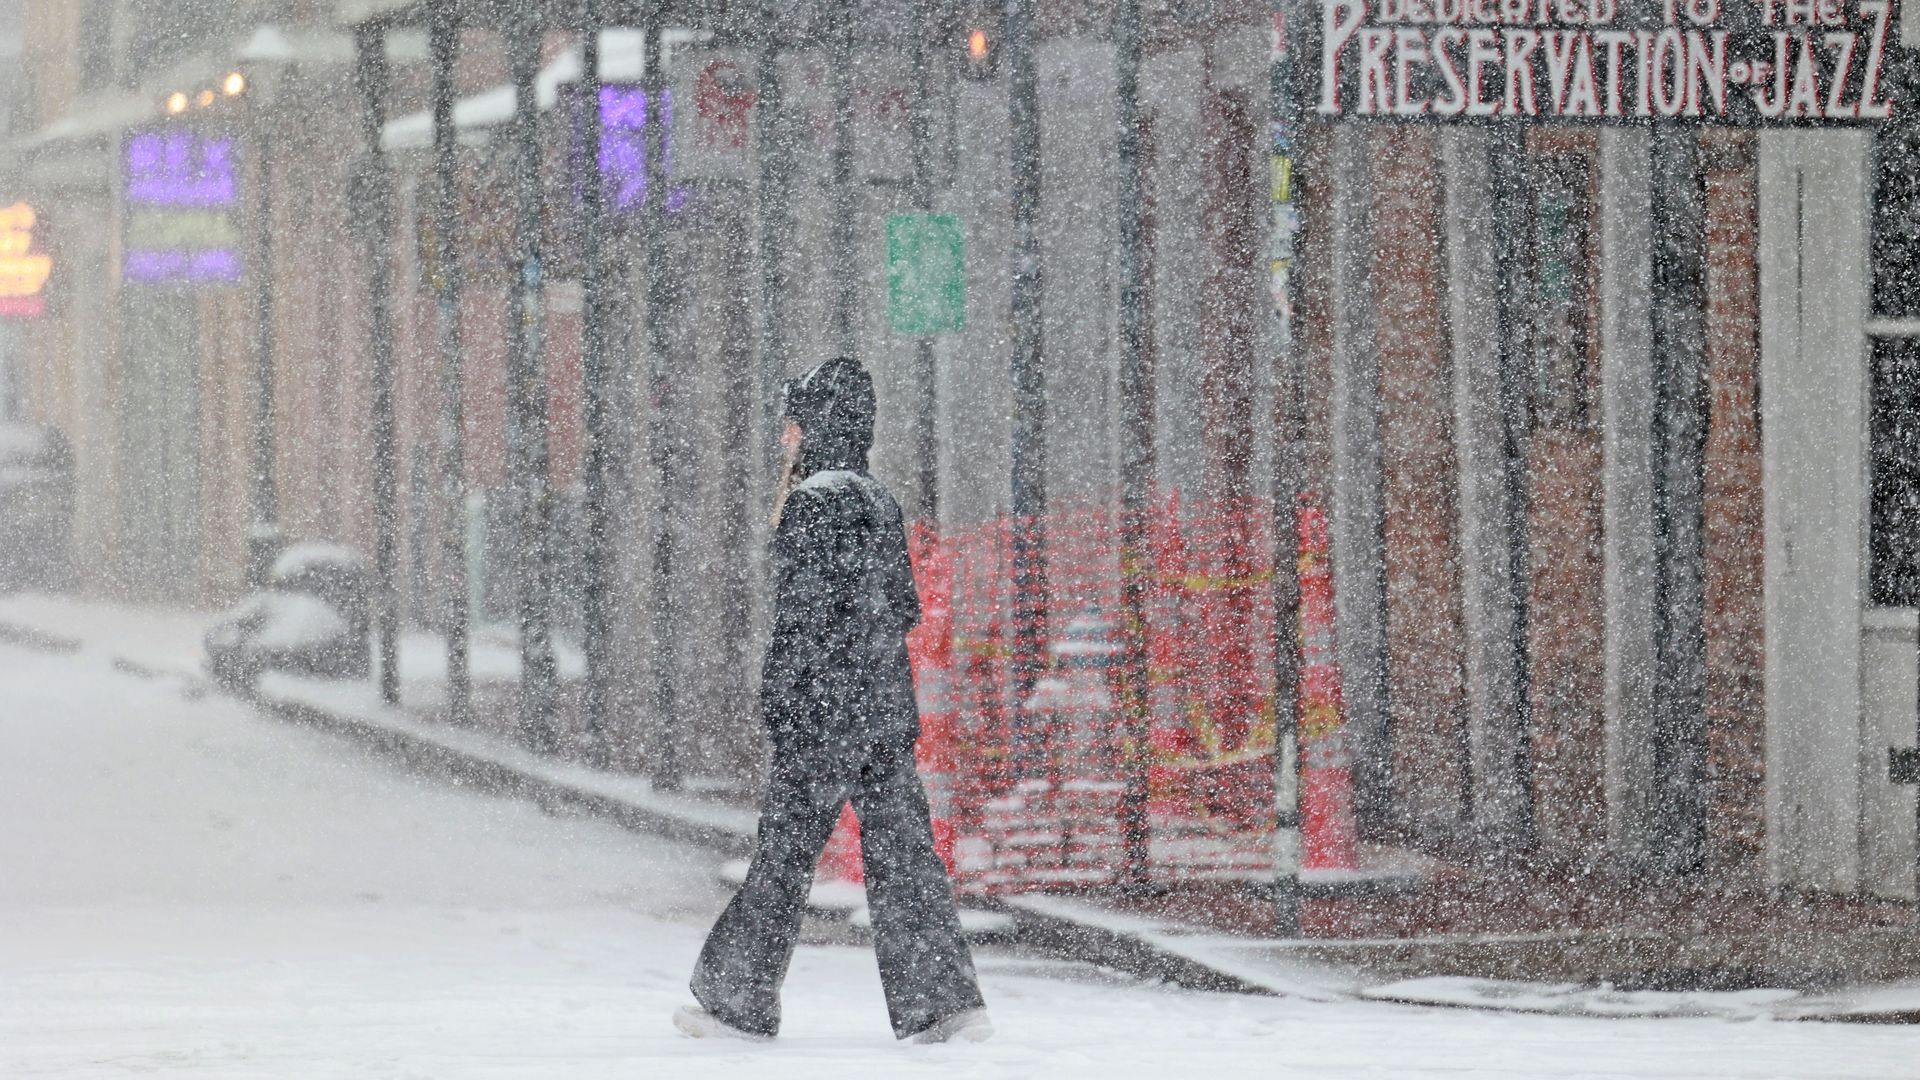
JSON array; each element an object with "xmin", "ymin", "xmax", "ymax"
[
  {"xmin": 962, "ymin": 26, "xmax": 998, "ymax": 79},
  {"xmin": 224, "ymin": 72, "xmax": 247, "ymax": 97},
  {"xmin": 166, "ymin": 91, "xmax": 189, "ymax": 115}
]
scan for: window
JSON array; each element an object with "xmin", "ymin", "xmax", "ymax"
[
  {"xmin": 1870, "ymin": 339, "xmax": 1920, "ymax": 606},
  {"xmin": 1530, "ymin": 157, "xmax": 1593, "ymax": 430},
  {"xmin": 1867, "ymin": 54, "xmax": 1920, "ymax": 606}
]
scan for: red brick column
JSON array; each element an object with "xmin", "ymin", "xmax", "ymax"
[
  {"xmin": 1523, "ymin": 134, "xmax": 1607, "ymax": 861},
  {"xmin": 1700, "ymin": 130, "xmax": 1765, "ymax": 872},
  {"xmin": 1199, "ymin": 89, "xmax": 1259, "ymax": 507},
  {"xmin": 1371, "ymin": 126, "xmax": 1471, "ymax": 844},
  {"xmin": 1525, "ymin": 429, "xmax": 1607, "ymax": 857},
  {"xmin": 1295, "ymin": 127, "xmax": 1337, "ymax": 500}
]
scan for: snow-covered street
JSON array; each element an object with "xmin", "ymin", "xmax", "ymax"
[{"xmin": 1, "ymin": 632, "xmax": 1915, "ymax": 1079}]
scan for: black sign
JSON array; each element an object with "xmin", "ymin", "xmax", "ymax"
[{"xmin": 1292, "ymin": 0, "xmax": 1903, "ymax": 123}]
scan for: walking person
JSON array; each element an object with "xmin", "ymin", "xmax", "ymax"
[{"xmin": 674, "ymin": 357, "xmax": 991, "ymax": 1044}]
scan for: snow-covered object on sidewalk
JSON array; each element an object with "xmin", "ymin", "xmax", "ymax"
[
  {"xmin": 204, "ymin": 542, "xmax": 371, "ymax": 686},
  {"xmin": 268, "ymin": 541, "xmax": 368, "ymax": 582},
  {"xmin": 212, "ymin": 592, "xmax": 350, "ymax": 653},
  {"xmin": 849, "ymin": 903, "xmax": 1016, "ymax": 938},
  {"xmin": 0, "ymin": 421, "xmax": 73, "ymax": 589}
]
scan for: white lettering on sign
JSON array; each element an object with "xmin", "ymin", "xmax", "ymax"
[{"xmin": 1310, "ymin": 0, "xmax": 1900, "ymax": 122}]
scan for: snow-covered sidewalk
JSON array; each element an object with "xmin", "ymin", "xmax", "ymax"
[
  {"xmin": 8, "ymin": 635, "xmax": 1920, "ymax": 1077},
  {"xmin": 0, "ymin": 592, "xmax": 762, "ymax": 846}
]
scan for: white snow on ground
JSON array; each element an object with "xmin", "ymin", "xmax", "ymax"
[
  {"xmin": 0, "ymin": 591, "xmax": 216, "ymax": 672},
  {"xmin": 1785, "ymin": 979, "xmax": 1920, "ymax": 1021},
  {"xmin": 4, "ymin": 620, "xmax": 1920, "ymax": 1077},
  {"xmin": 1363, "ymin": 976, "xmax": 1802, "ymax": 1020},
  {"xmin": 257, "ymin": 672, "xmax": 763, "ymax": 842},
  {"xmin": 0, "ymin": 590, "xmax": 585, "ymax": 692}
]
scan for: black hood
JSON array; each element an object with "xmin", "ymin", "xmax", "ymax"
[{"xmin": 783, "ymin": 357, "xmax": 874, "ymax": 476}]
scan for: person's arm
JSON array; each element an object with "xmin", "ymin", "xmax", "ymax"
[
  {"xmin": 878, "ymin": 500, "xmax": 922, "ymax": 639},
  {"xmin": 762, "ymin": 486, "xmax": 863, "ymax": 733}
]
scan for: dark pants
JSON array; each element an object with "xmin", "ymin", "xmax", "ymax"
[{"xmin": 690, "ymin": 734, "xmax": 985, "ymax": 1039}]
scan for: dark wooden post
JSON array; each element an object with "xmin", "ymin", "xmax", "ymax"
[
  {"xmin": 641, "ymin": 20, "xmax": 682, "ymax": 790},
  {"xmin": 1115, "ymin": 0, "xmax": 1154, "ymax": 891},
  {"xmin": 580, "ymin": 4, "xmax": 621, "ymax": 765},
  {"xmin": 1649, "ymin": 126, "xmax": 1709, "ymax": 873},
  {"xmin": 352, "ymin": 24, "xmax": 401, "ymax": 707},
  {"xmin": 504, "ymin": 5, "xmax": 559, "ymax": 747},
  {"xmin": 754, "ymin": 0, "xmax": 794, "ymax": 478},
  {"xmin": 1006, "ymin": 0, "xmax": 1048, "ymax": 775},
  {"xmin": 1267, "ymin": 0, "xmax": 1306, "ymax": 935},
  {"xmin": 428, "ymin": 2, "xmax": 472, "ymax": 725},
  {"xmin": 247, "ymin": 106, "xmax": 279, "ymax": 589}
]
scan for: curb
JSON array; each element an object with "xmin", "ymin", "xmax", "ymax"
[
  {"xmin": 245, "ymin": 684, "xmax": 759, "ymax": 860},
  {"xmin": 1001, "ymin": 899, "xmax": 1296, "ymax": 997},
  {"xmin": 0, "ymin": 619, "xmax": 81, "ymax": 655}
]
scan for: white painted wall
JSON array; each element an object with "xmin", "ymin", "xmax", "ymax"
[
  {"xmin": 1759, "ymin": 129, "xmax": 1873, "ymax": 893},
  {"xmin": 1441, "ymin": 128, "xmax": 1528, "ymax": 843},
  {"xmin": 1598, "ymin": 127, "xmax": 1659, "ymax": 867}
]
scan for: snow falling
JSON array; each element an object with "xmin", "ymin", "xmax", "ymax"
[{"xmin": 4, "ymin": 0, "xmax": 1920, "ymax": 1075}]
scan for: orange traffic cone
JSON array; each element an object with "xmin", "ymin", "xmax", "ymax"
[
  {"xmin": 818, "ymin": 804, "xmax": 864, "ymax": 884},
  {"xmin": 1295, "ymin": 495, "xmax": 1359, "ymax": 872},
  {"xmin": 908, "ymin": 522, "xmax": 960, "ymax": 875}
]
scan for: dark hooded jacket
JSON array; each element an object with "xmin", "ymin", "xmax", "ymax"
[{"xmin": 761, "ymin": 358, "xmax": 922, "ymax": 758}]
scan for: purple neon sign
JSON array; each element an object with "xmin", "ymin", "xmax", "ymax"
[
  {"xmin": 124, "ymin": 130, "xmax": 243, "ymax": 284},
  {"xmin": 571, "ymin": 85, "xmax": 690, "ymax": 214},
  {"xmin": 123, "ymin": 249, "xmax": 243, "ymax": 284},
  {"xmin": 127, "ymin": 132, "xmax": 237, "ymax": 207}
]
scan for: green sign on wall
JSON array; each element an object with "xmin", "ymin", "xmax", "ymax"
[{"xmin": 886, "ymin": 214, "xmax": 965, "ymax": 336}]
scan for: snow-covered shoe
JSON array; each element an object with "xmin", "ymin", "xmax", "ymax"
[
  {"xmin": 672, "ymin": 1005, "xmax": 772, "ymax": 1042},
  {"xmin": 909, "ymin": 1007, "xmax": 994, "ymax": 1044}
]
